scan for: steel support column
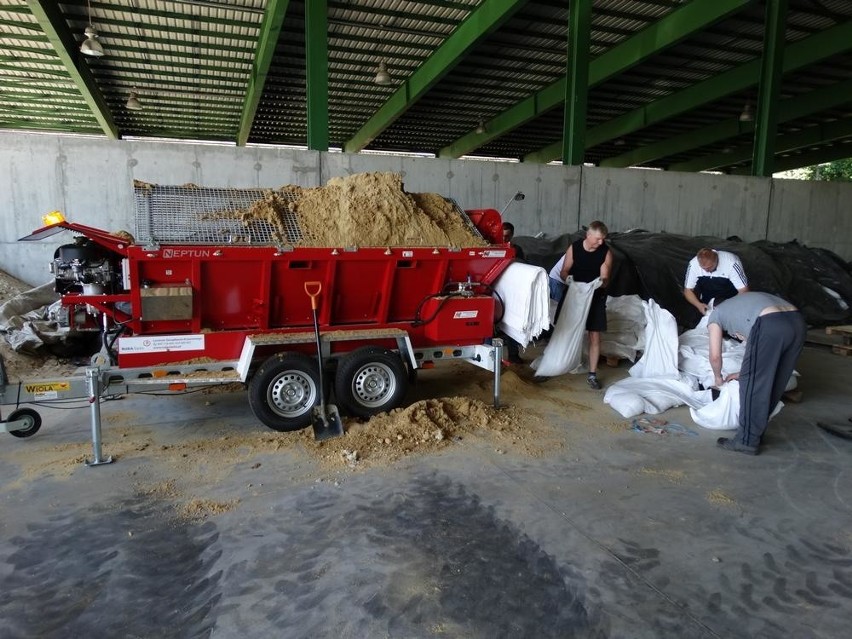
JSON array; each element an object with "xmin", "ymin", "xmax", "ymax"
[
  {"xmin": 751, "ymin": 0, "xmax": 788, "ymax": 176},
  {"xmin": 562, "ymin": 0, "xmax": 592, "ymax": 166},
  {"xmin": 306, "ymin": 0, "xmax": 329, "ymax": 151}
]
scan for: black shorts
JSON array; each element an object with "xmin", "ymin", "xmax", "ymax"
[{"xmin": 586, "ymin": 289, "xmax": 607, "ymax": 332}]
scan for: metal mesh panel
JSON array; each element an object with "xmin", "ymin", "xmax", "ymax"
[
  {"xmin": 133, "ymin": 184, "xmax": 484, "ymax": 246},
  {"xmin": 134, "ymin": 185, "xmax": 303, "ymax": 246},
  {"xmin": 451, "ymin": 200, "xmax": 486, "ymax": 242}
]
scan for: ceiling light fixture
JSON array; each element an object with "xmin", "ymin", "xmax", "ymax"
[
  {"xmin": 475, "ymin": 119, "xmax": 486, "ymax": 135},
  {"xmin": 126, "ymin": 90, "xmax": 143, "ymax": 111},
  {"xmin": 374, "ymin": 60, "xmax": 391, "ymax": 86},
  {"xmin": 80, "ymin": 0, "xmax": 104, "ymax": 57},
  {"xmin": 738, "ymin": 100, "xmax": 754, "ymax": 122}
]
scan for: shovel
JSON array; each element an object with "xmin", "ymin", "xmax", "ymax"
[{"xmin": 304, "ymin": 281, "xmax": 344, "ymax": 441}]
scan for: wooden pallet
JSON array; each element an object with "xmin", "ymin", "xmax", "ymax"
[{"xmin": 825, "ymin": 325, "xmax": 852, "ymax": 356}]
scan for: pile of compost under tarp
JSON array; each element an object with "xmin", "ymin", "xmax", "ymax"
[{"xmin": 516, "ymin": 231, "xmax": 852, "ymax": 329}]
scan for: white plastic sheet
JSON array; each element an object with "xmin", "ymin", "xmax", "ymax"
[{"xmin": 493, "ymin": 262, "xmax": 551, "ymax": 348}]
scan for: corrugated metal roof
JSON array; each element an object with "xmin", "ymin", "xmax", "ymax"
[{"xmin": 0, "ymin": 0, "xmax": 849, "ymax": 172}]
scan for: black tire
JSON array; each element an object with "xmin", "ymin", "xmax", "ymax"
[
  {"xmin": 7, "ymin": 408, "xmax": 42, "ymax": 438},
  {"xmin": 335, "ymin": 346, "xmax": 408, "ymax": 419},
  {"xmin": 248, "ymin": 352, "xmax": 320, "ymax": 432}
]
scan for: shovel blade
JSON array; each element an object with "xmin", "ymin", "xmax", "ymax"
[{"xmin": 312, "ymin": 404, "xmax": 344, "ymax": 441}]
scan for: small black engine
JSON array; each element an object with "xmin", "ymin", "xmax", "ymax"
[{"xmin": 51, "ymin": 236, "xmax": 119, "ymax": 295}]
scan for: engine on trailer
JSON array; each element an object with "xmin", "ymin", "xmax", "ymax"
[{"xmin": 51, "ymin": 236, "xmax": 119, "ymax": 295}]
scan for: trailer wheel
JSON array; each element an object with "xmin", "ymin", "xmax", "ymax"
[
  {"xmin": 249, "ymin": 353, "xmax": 320, "ymax": 431},
  {"xmin": 7, "ymin": 408, "xmax": 42, "ymax": 438},
  {"xmin": 335, "ymin": 347, "xmax": 408, "ymax": 419}
]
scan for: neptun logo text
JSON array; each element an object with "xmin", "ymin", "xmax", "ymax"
[{"xmin": 162, "ymin": 248, "xmax": 212, "ymax": 258}]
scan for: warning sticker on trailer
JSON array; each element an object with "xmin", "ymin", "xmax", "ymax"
[
  {"xmin": 453, "ymin": 310, "xmax": 479, "ymax": 319},
  {"xmin": 24, "ymin": 382, "xmax": 70, "ymax": 395},
  {"xmin": 119, "ymin": 334, "xmax": 205, "ymax": 354}
]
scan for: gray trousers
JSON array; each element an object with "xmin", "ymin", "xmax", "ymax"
[{"xmin": 736, "ymin": 311, "xmax": 807, "ymax": 447}]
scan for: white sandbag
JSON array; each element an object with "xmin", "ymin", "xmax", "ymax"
[
  {"xmin": 601, "ymin": 295, "xmax": 646, "ymax": 362},
  {"xmin": 690, "ymin": 380, "xmax": 783, "ymax": 430},
  {"xmin": 531, "ymin": 278, "xmax": 602, "ymax": 377},
  {"xmin": 628, "ymin": 299, "xmax": 679, "ymax": 379},
  {"xmin": 678, "ymin": 320, "xmax": 745, "ymax": 389},
  {"xmin": 690, "ymin": 382, "xmax": 740, "ymax": 429},
  {"xmin": 604, "ymin": 377, "xmax": 711, "ymax": 418}
]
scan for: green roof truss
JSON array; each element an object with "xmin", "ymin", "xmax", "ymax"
[
  {"xmin": 344, "ymin": 0, "xmax": 528, "ymax": 154},
  {"xmin": 671, "ymin": 117, "xmax": 852, "ymax": 173},
  {"xmin": 25, "ymin": 0, "xmax": 117, "ymax": 138},
  {"xmin": 535, "ymin": 19, "xmax": 852, "ymax": 164},
  {"xmin": 440, "ymin": 0, "xmax": 753, "ymax": 160},
  {"xmin": 237, "ymin": 0, "xmax": 290, "ymax": 146},
  {"xmin": 600, "ymin": 78, "xmax": 852, "ymax": 169}
]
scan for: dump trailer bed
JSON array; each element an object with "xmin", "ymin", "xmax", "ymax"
[{"xmin": 7, "ymin": 183, "xmax": 516, "ymax": 439}]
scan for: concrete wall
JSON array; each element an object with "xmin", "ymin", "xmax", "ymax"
[
  {"xmin": 767, "ymin": 178, "xmax": 852, "ymax": 258},
  {"xmin": 581, "ymin": 167, "xmax": 772, "ymax": 240},
  {"xmin": 1, "ymin": 131, "xmax": 850, "ymax": 286}
]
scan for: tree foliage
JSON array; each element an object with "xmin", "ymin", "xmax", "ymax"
[{"xmin": 804, "ymin": 158, "xmax": 852, "ymax": 182}]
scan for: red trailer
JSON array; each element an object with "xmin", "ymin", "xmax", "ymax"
[{"xmin": 1, "ymin": 185, "xmax": 516, "ymax": 444}]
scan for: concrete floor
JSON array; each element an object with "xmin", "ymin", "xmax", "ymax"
[{"xmin": 1, "ymin": 344, "xmax": 851, "ymax": 639}]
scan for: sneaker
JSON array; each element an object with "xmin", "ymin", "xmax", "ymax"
[
  {"xmin": 587, "ymin": 376, "xmax": 602, "ymax": 390},
  {"xmin": 716, "ymin": 437, "xmax": 758, "ymax": 456}
]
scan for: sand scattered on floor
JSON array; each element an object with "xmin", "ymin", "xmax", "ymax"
[
  {"xmin": 707, "ymin": 489, "xmax": 737, "ymax": 506},
  {"xmin": 178, "ymin": 498, "xmax": 240, "ymax": 523},
  {"xmin": 638, "ymin": 467, "xmax": 686, "ymax": 483}
]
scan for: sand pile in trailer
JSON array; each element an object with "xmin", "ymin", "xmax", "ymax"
[
  {"xmin": 226, "ymin": 172, "xmax": 486, "ymax": 247},
  {"xmin": 292, "ymin": 172, "xmax": 484, "ymax": 247}
]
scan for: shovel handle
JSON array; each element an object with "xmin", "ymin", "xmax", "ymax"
[{"xmin": 304, "ymin": 281, "xmax": 321, "ymax": 310}]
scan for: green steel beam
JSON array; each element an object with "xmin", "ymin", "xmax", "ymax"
[
  {"xmin": 529, "ymin": 19, "xmax": 852, "ymax": 164},
  {"xmin": 344, "ymin": 0, "xmax": 528, "ymax": 154},
  {"xmin": 51, "ymin": 15, "xmax": 259, "ymax": 41},
  {"xmin": 751, "ymin": 0, "xmax": 788, "ymax": 176},
  {"xmin": 0, "ymin": 18, "xmax": 44, "ymax": 31},
  {"xmin": 0, "ymin": 121, "xmax": 102, "ymax": 133},
  {"xmin": 600, "ymin": 77, "xmax": 852, "ymax": 168},
  {"xmin": 440, "ymin": 0, "xmax": 752, "ymax": 160},
  {"xmin": 84, "ymin": 1, "xmax": 259, "ymax": 29},
  {"xmin": 743, "ymin": 141, "xmax": 852, "ymax": 174},
  {"xmin": 25, "ymin": 0, "xmax": 117, "ymax": 138},
  {"xmin": 237, "ymin": 0, "xmax": 290, "ymax": 146},
  {"xmin": 305, "ymin": 0, "xmax": 328, "ymax": 151},
  {"xmin": 562, "ymin": 0, "xmax": 592, "ymax": 165},
  {"xmin": 670, "ymin": 117, "xmax": 852, "ymax": 172}
]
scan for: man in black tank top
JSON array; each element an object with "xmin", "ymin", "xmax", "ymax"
[{"xmin": 559, "ymin": 221, "xmax": 613, "ymax": 389}]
